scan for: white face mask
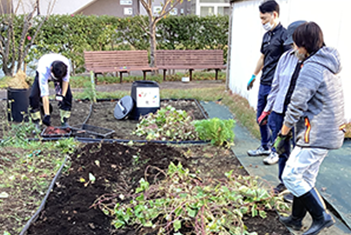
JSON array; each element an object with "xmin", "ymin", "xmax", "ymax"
[
  {"xmin": 294, "ymin": 50, "xmax": 306, "ymax": 61},
  {"xmin": 263, "ymin": 21, "xmax": 274, "ymax": 31}
]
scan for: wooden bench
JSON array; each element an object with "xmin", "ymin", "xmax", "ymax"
[
  {"xmin": 155, "ymin": 50, "xmax": 226, "ymax": 81},
  {"xmin": 84, "ymin": 50, "xmax": 157, "ymax": 83}
]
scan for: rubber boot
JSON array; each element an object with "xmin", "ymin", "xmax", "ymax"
[
  {"xmin": 279, "ymin": 195, "xmax": 307, "ymax": 230},
  {"xmin": 300, "ymin": 188, "xmax": 335, "ymax": 235},
  {"xmin": 60, "ymin": 109, "xmax": 71, "ymax": 127},
  {"xmin": 30, "ymin": 111, "xmax": 42, "ymax": 134}
]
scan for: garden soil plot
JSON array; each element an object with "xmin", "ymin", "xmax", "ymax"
[
  {"xmin": 0, "ymin": 99, "xmax": 205, "ymax": 140},
  {"xmin": 26, "ymin": 142, "xmax": 290, "ymax": 235}
]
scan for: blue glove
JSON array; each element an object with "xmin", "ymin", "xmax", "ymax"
[{"xmin": 247, "ymin": 75, "xmax": 256, "ymax": 91}]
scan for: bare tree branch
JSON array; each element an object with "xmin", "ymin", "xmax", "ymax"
[{"xmin": 16, "ymin": 3, "xmax": 37, "ymax": 72}]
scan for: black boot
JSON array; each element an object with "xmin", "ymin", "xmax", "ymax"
[
  {"xmin": 279, "ymin": 195, "xmax": 306, "ymax": 230},
  {"xmin": 300, "ymin": 188, "xmax": 335, "ymax": 235}
]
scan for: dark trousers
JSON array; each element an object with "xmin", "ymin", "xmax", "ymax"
[
  {"xmin": 29, "ymin": 73, "xmax": 72, "ymax": 113},
  {"xmin": 269, "ymin": 108, "xmax": 295, "ymax": 183},
  {"xmin": 256, "ymin": 84, "xmax": 272, "ymax": 149}
]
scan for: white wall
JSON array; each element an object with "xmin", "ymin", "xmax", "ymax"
[{"xmin": 229, "ymin": 0, "xmax": 351, "ymax": 121}]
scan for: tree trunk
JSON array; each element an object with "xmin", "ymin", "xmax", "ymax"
[
  {"xmin": 149, "ymin": 21, "xmax": 157, "ymax": 68},
  {"xmin": 2, "ymin": 61, "xmax": 12, "ymax": 77}
]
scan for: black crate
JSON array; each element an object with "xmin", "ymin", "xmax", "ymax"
[{"xmin": 70, "ymin": 124, "xmax": 115, "ymax": 138}]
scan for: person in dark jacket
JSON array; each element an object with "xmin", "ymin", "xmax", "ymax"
[
  {"xmin": 247, "ymin": 0, "xmax": 290, "ymax": 157},
  {"xmin": 276, "ymin": 22, "xmax": 345, "ymax": 235}
]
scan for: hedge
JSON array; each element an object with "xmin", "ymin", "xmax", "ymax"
[{"xmin": 4, "ymin": 14, "xmax": 229, "ymax": 75}]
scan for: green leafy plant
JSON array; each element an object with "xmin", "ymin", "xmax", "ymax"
[
  {"xmin": 133, "ymin": 105, "xmax": 198, "ymax": 141},
  {"xmin": 194, "ymin": 118, "xmax": 235, "ymax": 147},
  {"xmin": 94, "ymin": 162, "xmax": 288, "ymax": 234}
]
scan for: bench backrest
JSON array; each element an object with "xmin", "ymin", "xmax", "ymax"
[
  {"xmin": 155, "ymin": 50, "xmax": 224, "ymax": 67},
  {"xmin": 84, "ymin": 50, "xmax": 149, "ymax": 71}
]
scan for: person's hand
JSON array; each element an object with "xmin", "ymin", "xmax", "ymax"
[
  {"xmin": 43, "ymin": 115, "xmax": 51, "ymax": 126},
  {"xmin": 58, "ymin": 96, "xmax": 68, "ymax": 107},
  {"xmin": 56, "ymin": 94, "xmax": 64, "ymax": 102},
  {"xmin": 258, "ymin": 111, "xmax": 270, "ymax": 126},
  {"xmin": 274, "ymin": 131, "xmax": 292, "ymax": 155},
  {"xmin": 247, "ymin": 75, "xmax": 256, "ymax": 91}
]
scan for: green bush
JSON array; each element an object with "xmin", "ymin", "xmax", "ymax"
[
  {"xmin": 194, "ymin": 118, "xmax": 235, "ymax": 147},
  {"xmin": 3, "ymin": 14, "xmax": 228, "ymax": 76}
]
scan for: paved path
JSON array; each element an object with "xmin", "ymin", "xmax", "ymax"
[{"xmin": 200, "ymin": 101, "xmax": 351, "ymax": 235}]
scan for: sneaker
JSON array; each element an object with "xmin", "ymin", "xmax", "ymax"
[
  {"xmin": 263, "ymin": 151, "xmax": 279, "ymax": 165},
  {"xmin": 247, "ymin": 146, "xmax": 271, "ymax": 156},
  {"xmin": 283, "ymin": 193, "xmax": 294, "ymax": 203},
  {"xmin": 273, "ymin": 183, "xmax": 288, "ymax": 195}
]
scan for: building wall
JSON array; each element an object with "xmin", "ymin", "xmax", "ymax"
[
  {"xmin": 13, "ymin": 0, "xmax": 95, "ymax": 15},
  {"xmin": 76, "ymin": 0, "xmax": 139, "ymax": 17},
  {"xmin": 139, "ymin": 0, "xmax": 191, "ymax": 17},
  {"xmin": 228, "ymin": 0, "xmax": 351, "ymax": 121},
  {"xmin": 191, "ymin": 0, "xmax": 230, "ymax": 16}
]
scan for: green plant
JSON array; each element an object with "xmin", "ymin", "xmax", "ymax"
[
  {"xmin": 0, "ymin": 121, "xmax": 37, "ymax": 147},
  {"xmin": 133, "ymin": 105, "xmax": 198, "ymax": 141},
  {"xmin": 95, "ymin": 162, "xmax": 288, "ymax": 234},
  {"xmin": 194, "ymin": 118, "xmax": 235, "ymax": 147}
]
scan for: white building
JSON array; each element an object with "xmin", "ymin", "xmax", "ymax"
[{"xmin": 227, "ymin": 0, "xmax": 351, "ymax": 121}]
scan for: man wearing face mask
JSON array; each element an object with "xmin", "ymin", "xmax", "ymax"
[
  {"xmin": 247, "ymin": 0, "xmax": 290, "ymax": 157},
  {"xmin": 29, "ymin": 53, "xmax": 72, "ymax": 130}
]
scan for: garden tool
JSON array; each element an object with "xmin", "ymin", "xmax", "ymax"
[{"xmin": 60, "ymin": 109, "xmax": 71, "ymax": 127}]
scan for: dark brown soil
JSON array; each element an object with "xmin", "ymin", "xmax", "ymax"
[
  {"xmin": 0, "ymin": 99, "xmax": 206, "ymax": 140},
  {"xmin": 1, "ymin": 99, "xmax": 290, "ymax": 235},
  {"xmin": 26, "ymin": 142, "xmax": 289, "ymax": 235}
]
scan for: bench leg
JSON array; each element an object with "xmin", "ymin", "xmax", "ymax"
[
  {"xmin": 189, "ymin": 69, "xmax": 193, "ymax": 81},
  {"xmin": 215, "ymin": 69, "xmax": 219, "ymax": 80},
  {"xmin": 143, "ymin": 71, "xmax": 147, "ymax": 80},
  {"xmin": 119, "ymin": 72, "xmax": 123, "ymax": 83},
  {"xmin": 163, "ymin": 69, "xmax": 166, "ymax": 81}
]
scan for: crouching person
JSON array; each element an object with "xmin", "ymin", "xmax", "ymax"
[
  {"xmin": 29, "ymin": 53, "xmax": 72, "ymax": 129},
  {"xmin": 274, "ymin": 22, "xmax": 345, "ymax": 235}
]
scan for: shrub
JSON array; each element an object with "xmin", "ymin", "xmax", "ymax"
[{"xmin": 194, "ymin": 118, "xmax": 235, "ymax": 147}]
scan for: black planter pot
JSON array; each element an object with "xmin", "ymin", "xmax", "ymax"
[
  {"xmin": 130, "ymin": 80, "xmax": 160, "ymax": 120},
  {"xmin": 7, "ymin": 88, "xmax": 30, "ymax": 122}
]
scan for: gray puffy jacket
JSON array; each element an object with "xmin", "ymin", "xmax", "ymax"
[{"xmin": 283, "ymin": 46, "xmax": 345, "ymax": 149}]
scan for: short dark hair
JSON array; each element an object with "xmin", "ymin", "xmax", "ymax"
[
  {"xmin": 51, "ymin": 61, "xmax": 68, "ymax": 80},
  {"xmin": 259, "ymin": 0, "xmax": 280, "ymax": 15},
  {"xmin": 293, "ymin": 22, "xmax": 324, "ymax": 55}
]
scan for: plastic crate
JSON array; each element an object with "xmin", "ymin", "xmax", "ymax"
[
  {"xmin": 71, "ymin": 124, "xmax": 115, "ymax": 138},
  {"xmin": 41, "ymin": 126, "xmax": 72, "ymax": 138}
]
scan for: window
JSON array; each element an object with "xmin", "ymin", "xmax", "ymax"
[
  {"xmin": 200, "ymin": 6, "xmax": 214, "ymax": 16},
  {"xmin": 218, "ymin": 6, "xmax": 230, "ymax": 15}
]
